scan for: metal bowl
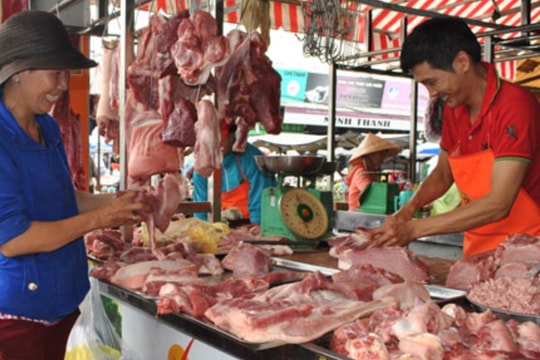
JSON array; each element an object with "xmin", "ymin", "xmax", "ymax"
[
  {"xmin": 254, "ymin": 155, "xmax": 325, "ymax": 175},
  {"xmin": 467, "ymin": 296, "xmax": 540, "ymax": 325}
]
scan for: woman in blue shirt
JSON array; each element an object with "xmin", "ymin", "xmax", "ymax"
[{"xmin": 0, "ymin": 11, "xmax": 150, "ymax": 359}]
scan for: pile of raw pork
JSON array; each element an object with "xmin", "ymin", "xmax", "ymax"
[
  {"xmin": 445, "ymin": 233, "xmax": 540, "ymax": 317},
  {"xmin": 88, "ymin": 224, "xmax": 540, "ymax": 359},
  {"xmin": 446, "ymin": 233, "xmax": 540, "ymax": 291},
  {"xmin": 95, "ymin": 9, "xmax": 282, "ymax": 186},
  {"xmin": 324, "ymin": 230, "xmax": 540, "ymax": 359}
]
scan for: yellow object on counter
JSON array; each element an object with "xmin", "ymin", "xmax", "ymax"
[
  {"xmin": 65, "ymin": 343, "xmax": 120, "ymax": 360},
  {"xmin": 140, "ymin": 217, "xmax": 230, "ymax": 254}
]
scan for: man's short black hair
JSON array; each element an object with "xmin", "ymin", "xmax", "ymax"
[{"xmin": 400, "ymin": 17, "xmax": 482, "ymax": 73}]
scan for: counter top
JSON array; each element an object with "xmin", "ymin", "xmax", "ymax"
[
  {"xmin": 333, "ymin": 209, "xmax": 464, "ymax": 261},
  {"xmin": 280, "ymin": 250, "xmax": 454, "ymax": 286},
  {"xmin": 98, "ymin": 279, "xmax": 346, "ymax": 360},
  {"xmin": 97, "ymin": 250, "xmax": 455, "ymax": 359}
]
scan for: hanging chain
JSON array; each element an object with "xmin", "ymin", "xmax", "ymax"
[{"xmin": 299, "ymin": 0, "xmax": 363, "ymax": 64}]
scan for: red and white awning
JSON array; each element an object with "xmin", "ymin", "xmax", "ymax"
[{"xmin": 150, "ymin": 0, "xmax": 540, "ymax": 80}]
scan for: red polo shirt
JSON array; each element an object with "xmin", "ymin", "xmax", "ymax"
[{"xmin": 440, "ymin": 62, "xmax": 540, "ymax": 206}]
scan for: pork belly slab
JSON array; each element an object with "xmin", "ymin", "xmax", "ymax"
[
  {"xmin": 110, "ymin": 259, "xmax": 197, "ymax": 290},
  {"xmin": 204, "ymin": 272, "xmax": 397, "ymax": 344}
]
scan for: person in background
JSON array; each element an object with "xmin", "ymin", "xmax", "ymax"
[
  {"xmin": 0, "ymin": 11, "xmax": 151, "ymax": 359},
  {"xmin": 369, "ymin": 17, "xmax": 540, "ymax": 257},
  {"xmin": 192, "ymin": 124, "xmax": 276, "ymax": 223},
  {"xmin": 344, "ymin": 133, "xmax": 401, "ymax": 211}
]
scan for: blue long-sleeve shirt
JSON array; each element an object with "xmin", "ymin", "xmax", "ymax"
[
  {"xmin": 0, "ymin": 93, "xmax": 89, "ymax": 322},
  {"xmin": 192, "ymin": 143, "xmax": 276, "ymax": 223}
]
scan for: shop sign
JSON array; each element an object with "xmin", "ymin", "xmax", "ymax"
[
  {"xmin": 284, "ymin": 106, "xmax": 424, "ymax": 131},
  {"xmin": 278, "ymin": 68, "xmax": 429, "ymax": 131}
]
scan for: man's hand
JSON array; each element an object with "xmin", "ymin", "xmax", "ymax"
[{"xmin": 367, "ymin": 217, "xmax": 415, "ymax": 248}]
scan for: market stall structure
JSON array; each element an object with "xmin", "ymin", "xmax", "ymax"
[{"xmin": 7, "ymin": 0, "xmax": 540, "ymax": 358}]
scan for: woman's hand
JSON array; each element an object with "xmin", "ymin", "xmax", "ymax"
[{"xmin": 93, "ymin": 191, "xmax": 152, "ymax": 228}]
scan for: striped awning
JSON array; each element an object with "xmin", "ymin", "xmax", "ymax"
[{"xmin": 149, "ymin": 0, "xmax": 540, "ymax": 81}]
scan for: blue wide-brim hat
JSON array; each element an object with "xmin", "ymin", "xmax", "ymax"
[{"xmin": 0, "ymin": 10, "xmax": 97, "ymax": 85}]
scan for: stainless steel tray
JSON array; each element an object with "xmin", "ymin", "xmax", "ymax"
[
  {"xmin": 271, "ymin": 257, "xmax": 339, "ymax": 276},
  {"xmin": 301, "ymin": 340, "xmax": 354, "ymax": 360},
  {"xmin": 467, "ymin": 296, "xmax": 540, "ymax": 325},
  {"xmin": 176, "ymin": 312, "xmax": 287, "ymax": 351},
  {"xmin": 424, "ymin": 284, "xmax": 466, "ymax": 301}
]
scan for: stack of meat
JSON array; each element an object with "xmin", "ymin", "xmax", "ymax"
[
  {"xmin": 445, "ymin": 233, "xmax": 540, "ymax": 291},
  {"xmin": 328, "ymin": 227, "xmax": 431, "ymax": 283},
  {"xmin": 95, "ymin": 9, "xmax": 282, "ymax": 185},
  {"xmin": 330, "ymin": 296, "xmax": 540, "ymax": 359},
  {"xmin": 88, "ymin": 233, "xmax": 225, "ymax": 297},
  {"xmin": 157, "ymin": 247, "xmax": 430, "ymax": 344}
]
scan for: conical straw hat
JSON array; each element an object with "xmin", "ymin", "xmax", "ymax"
[{"xmin": 349, "ymin": 133, "xmax": 401, "ymax": 164}]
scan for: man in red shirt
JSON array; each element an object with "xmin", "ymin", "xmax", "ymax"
[{"xmin": 369, "ymin": 17, "xmax": 540, "ymax": 257}]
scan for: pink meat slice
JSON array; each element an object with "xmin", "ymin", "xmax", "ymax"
[
  {"xmin": 445, "ymin": 250, "xmax": 496, "ymax": 291},
  {"xmin": 127, "ymin": 112, "xmax": 180, "ymax": 183},
  {"xmin": 124, "ymin": 174, "xmax": 182, "ymax": 260},
  {"xmin": 204, "ymin": 272, "xmax": 397, "ymax": 344},
  {"xmin": 495, "ymin": 233, "xmax": 540, "ymax": 266},
  {"xmin": 331, "ymin": 264, "xmax": 405, "ymax": 302},
  {"xmin": 193, "ymin": 99, "xmax": 222, "ymax": 177},
  {"xmin": 372, "ymin": 280, "xmax": 431, "ymax": 311},
  {"xmin": 110, "ymin": 259, "xmax": 196, "ymax": 290},
  {"xmin": 337, "ymin": 247, "xmax": 430, "ymax": 283},
  {"xmin": 221, "ymin": 243, "xmax": 272, "ymax": 278},
  {"xmin": 157, "ymin": 277, "xmax": 269, "ymax": 318}
]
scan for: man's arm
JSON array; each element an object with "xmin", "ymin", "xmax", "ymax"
[{"xmin": 369, "ymin": 158, "xmax": 528, "ymax": 247}]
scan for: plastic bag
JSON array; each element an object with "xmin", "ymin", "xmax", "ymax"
[
  {"xmin": 65, "ymin": 278, "xmax": 138, "ymax": 360},
  {"xmin": 431, "ymin": 182, "xmax": 461, "ymax": 216},
  {"xmin": 140, "ymin": 217, "xmax": 230, "ymax": 254}
]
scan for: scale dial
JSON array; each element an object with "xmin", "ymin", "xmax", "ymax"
[{"xmin": 279, "ymin": 188, "xmax": 329, "ymax": 239}]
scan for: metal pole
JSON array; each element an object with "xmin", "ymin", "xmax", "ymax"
[
  {"xmin": 409, "ymin": 82, "xmax": 418, "ymax": 184},
  {"xmin": 209, "ymin": 0, "xmax": 223, "ymax": 223},
  {"xmin": 327, "ymin": 62, "xmax": 337, "ymax": 163},
  {"xmin": 400, "ymin": 16, "xmax": 418, "ymax": 184},
  {"xmin": 118, "ymin": 0, "xmax": 134, "ymax": 191}
]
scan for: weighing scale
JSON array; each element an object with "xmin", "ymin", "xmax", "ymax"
[
  {"xmin": 359, "ymin": 182, "xmax": 400, "ymax": 215},
  {"xmin": 255, "ymin": 156, "xmax": 336, "ymax": 248}
]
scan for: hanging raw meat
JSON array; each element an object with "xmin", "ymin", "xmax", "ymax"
[
  {"xmin": 162, "ymin": 97, "xmax": 198, "ymax": 147},
  {"xmin": 193, "ymin": 99, "xmax": 222, "ymax": 177},
  {"xmin": 51, "ymin": 86, "xmax": 86, "ymax": 191},
  {"xmin": 127, "ymin": 110, "xmax": 180, "ymax": 184},
  {"xmin": 171, "ymin": 10, "xmax": 230, "ymax": 85},
  {"xmin": 127, "ymin": 23, "xmax": 160, "ymax": 111},
  {"xmin": 216, "ymin": 29, "xmax": 282, "ymax": 151},
  {"xmin": 152, "ymin": 10, "xmax": 190, "ymax": 78},
  {"xmin": 109, "ymin": 32, "xmax": 135, "ymax": 111},
  {"xmin": 95, "ymin": 43, "xmax": 119, "ymax": 144}
]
